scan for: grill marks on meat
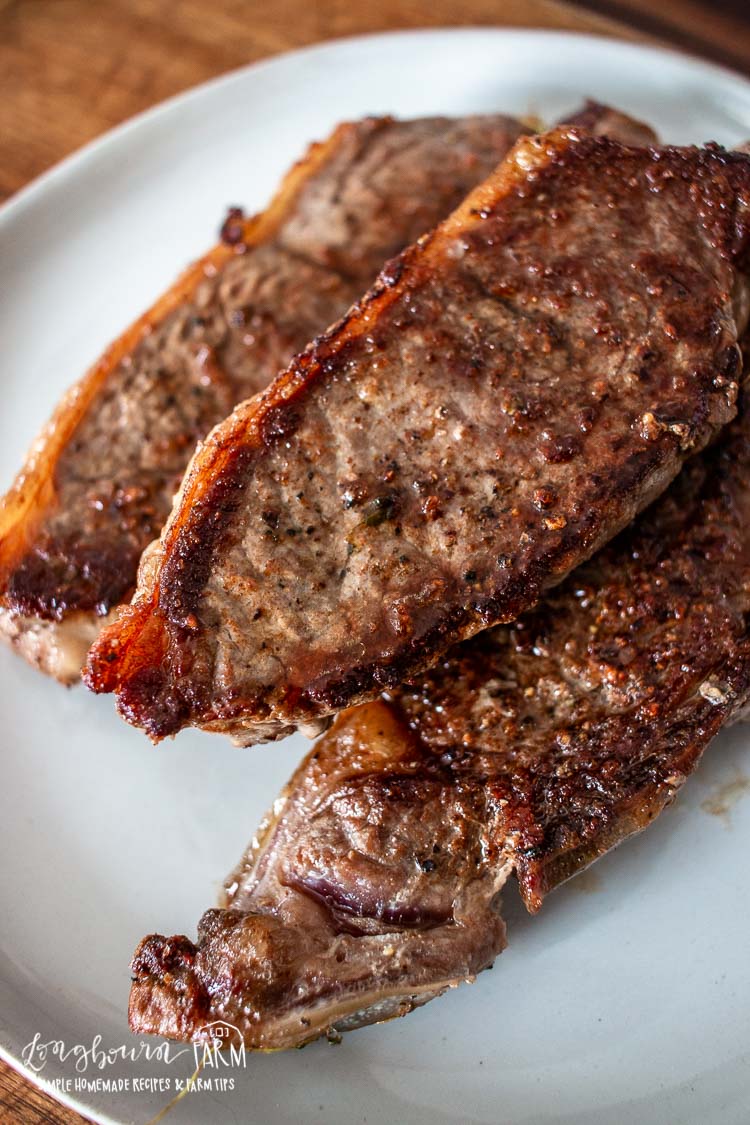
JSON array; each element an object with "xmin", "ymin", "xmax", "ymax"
[
  {"xmin": 129, "ymin": 387, "xmax": 750, "ymax": 1050},
  {"xmin": 0, "ymin": 114, "xmax": 527, "ymax": 681},
  {"xmin": 88, "ymin": 130, "xmax": 750, "ymax": 744}
]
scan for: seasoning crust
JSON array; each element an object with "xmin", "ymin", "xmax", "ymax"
[
  {"xmin": 89, "ymin": 130, "xmax": 750, "ymax": 743},
  {"xmin": 0, "ymin": 114, "xmax": 527, "ymax": 679}
]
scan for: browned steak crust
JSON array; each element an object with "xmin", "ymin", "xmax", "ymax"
[
  {"xmin": 128, "ymin": 383, "xmax": 750, "ymax": 1050},
  {"xmin": 0, "ymin": 113, "xmax": 526, "ymax": 680},
  {"xmin": 88, "ymin": 129, "xmax": 750, "ymax": 743}
]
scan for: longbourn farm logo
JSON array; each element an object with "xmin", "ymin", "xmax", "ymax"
[{"xmin": 21, "ymin": 1020, "xmax": 247, "ymax": 1098}]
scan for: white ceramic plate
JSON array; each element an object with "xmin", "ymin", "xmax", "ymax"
[{"xmin": 2, "ymin": 28, "xmax": 750, "ymax": 1125}]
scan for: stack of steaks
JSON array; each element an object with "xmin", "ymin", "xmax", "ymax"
[
  {"xmin": 0, "ymin": 114, "xmax": 528, "ymax": 682},
  {"xmin": 2, "ymin": 101, "xmax": 750, "ymax": 1049}
]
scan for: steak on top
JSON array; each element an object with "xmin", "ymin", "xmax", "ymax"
[{"xmin": 88, "ymin": 129, "xmax": 750, "ymax": 745}]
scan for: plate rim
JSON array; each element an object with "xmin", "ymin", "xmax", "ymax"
[{"xmin": 3, "ymin": 25, "xmax": 750, "ymax": 234}]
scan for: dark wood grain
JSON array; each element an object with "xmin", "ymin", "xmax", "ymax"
[
  {"xmin": 0, "ymin": 0, "xmax": 746, "ymax": 1121},
  {"xmin": 0, "ymin": 1064, "xmax": 92, "ymax": 1125},
  {"xmin": 578, "ymin": 0, "xmax": 750, "ymax": 74}
]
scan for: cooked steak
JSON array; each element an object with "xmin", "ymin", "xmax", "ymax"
[
  {"xmin": 561, "ymin": 98, "xmax": 660, "ymax": 146},
  {"xmin": 88, "ymin": 130, "xmax": 750, "ymax": 744},
  {"xmin": 129, "ymin": 380, "xmax": 750, "ymax": 1049},
  {"xmin": 0, "ymin": 114, "xmax": 528, "ymax": 682}
]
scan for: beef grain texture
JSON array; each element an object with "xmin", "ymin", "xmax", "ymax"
[
  {"xmin": 88, "ymin": 129, "xmax": 750, "ymax": 745},
  {"xmin": 129, "ymin": 383, "xmax": 750, "ymax": 1050},
  {"xmin": 0, "ymin": 113, "xmax": 526, "ymax": 681}
]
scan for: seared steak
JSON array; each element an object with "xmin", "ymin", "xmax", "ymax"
[
  {"xmin": 0, "ymin": 114, "xmax": 527, "ymax": 682},
  {"xmin": 129, "ymin": 381, "xmax": 750, "ymax": 1049},
  {"xmin": 88, "ymin": 130, "xmax": 750, "ymax": 744},
  {"xmin": 561, "ymin": 98, "xmax": 661, "ymax": 146}
]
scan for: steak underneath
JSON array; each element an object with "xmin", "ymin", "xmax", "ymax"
[
  {"xmin": 88, "ymin": 130, "xmax": 750, "ymax": 744},
  {"xmin": 0, "ymin": 113, "xmax": 527, "ymax": 681},
  {"xmin": 129, "ymin": 378, "xmax": 750, "ymax": 1049}
]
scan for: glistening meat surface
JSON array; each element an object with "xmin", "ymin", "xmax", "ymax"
[
  {"xmin": 88, "ymin": 129, "xmax": 750, "ymax": 744},
  {"xmin": 129, "ymin": 382, "xmax": 750, "ymax": 1049},
  {"xmin": 0, "ymin": 113, "xmax": 526, "ymax": 680}
]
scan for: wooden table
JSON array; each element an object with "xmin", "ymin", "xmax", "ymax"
[{"xmin": 1, "ymin": 1, "xmax": 748, "ymax": 1121}]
